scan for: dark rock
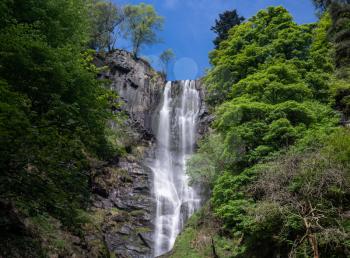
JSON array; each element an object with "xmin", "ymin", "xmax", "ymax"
[
  {"xmin": 138, "ymin": 232, "xmax": 153, "ymax": 249},
  {"xmin": 111, "ymin": 213, "xmax": 128, "ymax": 223},
  {"xmin": 125, "ymin": 243, "xmax": 145, "ymax": 252},
  {"xmin": 91, "ymin": 184, "xmax": 109, "ymax": 198},
  {"xmin": 128, "ymin": 78, "xmax": 139, "ymax": 89},
  {"xmin": 97, "ymin": 49, "xmax": 165, "ymax": 132},
  {"xmin": 89, "ymin": 50, "xmax": 210, "ymax": 258},
  {"xmin": 109, "ymin": 155, "xmax": 120, "ymax": 166},
  {"xmin": 91, "ymin": 153, "xmax": 155, "ymax": 257}
]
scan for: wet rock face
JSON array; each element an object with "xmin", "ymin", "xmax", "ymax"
[
  {"xmin": 96, "ymin": 50, "xmax": 165, "ymax": 133},
  {"xmin": 166, "ymin": 80, "xmax": 212, "ymax": 142},
  {"xmin": 91, "ymin": 155, "xmax": 155, "ymax": 258},
  {"xmin": 92, "ymin": 49, "xmax": 164, "ymax": 257},
  {"xmin": 96, "ymin": 50, "xmax": 211, "ymax": 141}
]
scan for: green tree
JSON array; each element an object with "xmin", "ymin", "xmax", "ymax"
[
  {"xmin": 211, "ymin": 131, "xmax": 350, "ymax": 257},
  {"xmin": 0, "ymin": 2, "xmax": 121, "ymax": 252},
  {"xmin": 183, "ymin": 8, "xmax": 344, "ymax": 257},
  {"xmin": 90, "ymin": 0, "xmax": 124, "ymax": 51},
  {"xmin": 211, "ymin": 9, "xmax": 244, "ymax": 49},
  {"xmin": 187, "ymin": 133, "xmax": 234, "ymax": 194},
  {"xmin": 324, "ymin": 2, "xmax": 350, "ymax": 119},
  {"xmin": 312, "ymin": 0, "xmax": 349, "ymax": 10},
  {"xmin": 123, "ymin": 3, "xmax": 163, "ymax": 57},
  {"xmin": 311, "ymin": 1, "xmax": 350, "ymax": 75},
  {"xmin": 205, "ymin": 6, "xmax": 334, "ymax": 106},
  {"xmin": 329, "ymin": 2, "xmax": 350, "ymax": 69},
  {"xmin": 159, "ymin": 48, "xmax": 175, "ymax": 79}
]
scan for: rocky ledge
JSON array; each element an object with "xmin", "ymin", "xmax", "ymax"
[
  {"xmin": 90, "ymin": 151, "xmax": 155, "ymax": 257},
  {"xmin": 95, "ymin": 49, "xmax": 165, "ymax": 134}
]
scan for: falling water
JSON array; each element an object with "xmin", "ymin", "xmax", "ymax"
[{"xmin": 151, "ymin": 80, "xmax": 201, "ymax": 257}]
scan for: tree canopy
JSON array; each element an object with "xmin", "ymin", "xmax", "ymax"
[
  {"xmin": 123, "ymin": 3, "xmax": 163, "ymax": 57},
  {"xmin": 89, "ymin": 0, "xmax": 124, "ymax": 51},
  {"xmin": 205, "ymin": 6, "xmax": 332, "ymax": 106},
  {"xmin": 211, "ymin": 9, "xmax": 244, "ymax": 48},
  {"xmin": 183, "ymin": 6, "xmax": 350, "ymax": 258},
  {"xmin": 159, "ymin": 48, "xmax": 175, "ymax": 79},
  {"xmin": 312, "ymin": 0, "xmax": 350, "ymax": 10},
  {"xmin": 0, "ymin": 2, "xmax": 123, "ymax": 255}
]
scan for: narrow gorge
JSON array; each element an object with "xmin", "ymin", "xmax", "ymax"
[{"xmin": 95, "ymin": 50, "xmax": 209, "ymax": 257}]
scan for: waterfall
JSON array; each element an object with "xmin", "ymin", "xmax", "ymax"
[{"xmin": 151, "ymin": 80, "xmax": 201, "ymax": 257}]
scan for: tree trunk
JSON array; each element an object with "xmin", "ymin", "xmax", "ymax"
[
  {"xmin": 308, "ymin": 234, "xmax": 319, "ymax": 258},
  {"xmin": 211, "ymin": 237, "xmax": 219, "ymax": 258},
  {"xmin": 303, "ymin": 218, "xmax": 319, "ymax": 258}
]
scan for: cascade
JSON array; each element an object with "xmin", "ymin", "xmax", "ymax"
[{"xmin": 151, "ymin": 80, "xmax": 201, "ymax": 257}]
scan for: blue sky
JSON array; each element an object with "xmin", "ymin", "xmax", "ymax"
[{"xmin": 114, "ymin": 0, "xmax": 317, "ymax": 80}]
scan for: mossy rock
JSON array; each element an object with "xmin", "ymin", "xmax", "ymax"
[{"xmin": 130, "ymin": 210, "xmax": 145, "ymax": 217}]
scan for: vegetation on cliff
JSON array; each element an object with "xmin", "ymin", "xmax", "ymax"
[{"xmin": 0, "ymin": 1, "xmax": 163, "ymax": 257}]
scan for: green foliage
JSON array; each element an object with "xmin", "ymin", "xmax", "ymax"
[
  {"xmin": 194, "ymin": 7, "xmax": 338, "ymax": 174},
  {"xmin": 210, "ymin": 129, "xmax": 350, "ymax": 258},
  {"xmin": 184, "ymin": 6, "xmax": 350, "ymax": 258},
  {"xmin": 211, "ymin": 9, "xmax": 244, "ymax": 49},
  {"xmin": 214, "ymin": 97, "xmax": 337, "ymax": 169},
  {"xmin": 329, "ymin": 2, "xmax": 350, "ymax": 69},
  {"xmin": 4, "ymin": 0, "xmax": 91, "ymax": 48},
  {"xmin": 312, "ymin": 0, "xmax": 350, "ymax": 11},
  {"xmin": 88, "ymin": 1, "xmax": 166, "ymax": 55},
  {"xmin": 123, "ymin": 3, "xmax": 163, "ymax": 57},
  {"xmin": 169, "ymin": 227, "xmax": 206, "ymax": 258},
  {"xmin": 230, "ymin": 62, "xmax": 313, "ymax": 103},
  {"xmin": 205, "ymin": 6, "xmax": 332, "ymax": 106},
  {"xmin": 89, "ymin": 0, "xmax": 124, "ymax": 51},
  {"xmin": 328, "ymin": 1, "xmax": 350, "ymax": 118},
  {"xmin": 159, "ymin": 48, "xmax": 175, "ymax": 78},
  {"xmin": 187, "ymin": 133, "xmax": 234, "ymax": 192},
  {"xmin": 330, "ymin": 77, "xmax": 350, "ymax": 117},
  {"xmin": 0, "ymin": 0, "xmax": 122, "ymax": 248}
]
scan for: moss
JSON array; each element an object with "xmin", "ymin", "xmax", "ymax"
[
  {"xmin": 132, "ymin": 145, "xmax": 148, "ymax": 159},
  {"xmin": 169, "ymin": 209, "xmax": 213, "ymax": 258},
  {"xmin": 0, "ymin": 228, "xmax": 46, "ymax": 258},
  {"xmin": 170, "ymin": 205, "xmax": 241, "ymax": 258},
  {"xmin": 87, "ymin": 209, "xmax": 107, "ymax": 229},
  {"xmin": 30, "ymin": 215, "xmax": 69, "ymax": 252},
  {"xmin": 169, "ymin": 227, "xmax": 209, "ymax": 258},
  {"xmin": 136, "ymin": 227, "xmax": 151, "ymax": 233},
  {"xmin": 130, "ymin": 210, "xmax": 145, "ymax": 217}
]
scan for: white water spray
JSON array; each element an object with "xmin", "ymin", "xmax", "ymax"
[{"xmin": 151, "ymin": 80, "xmax": 201, "ymax": 257}]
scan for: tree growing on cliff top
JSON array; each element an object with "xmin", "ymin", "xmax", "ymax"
[
  {"xmin": 123, "ymin": 3, "xmax": 163, "ymax": 58},
  {"xmin": 159, "ymin": 48, "xmax": 175, "ymax": 79},
  {"xmin": 89, "ymin": 0, "xmax": 125, "ymax": 51}
]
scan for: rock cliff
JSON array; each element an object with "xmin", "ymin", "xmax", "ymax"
[
  {"xmin": 96, "ymin": 49, "xmax": 164, "ymax": 133},
  {"xmin": 88, "ymin": 50, "xmax": 166, "ymax": 257},
  {"xmin": 87, "ymin": 49, "xmax": 211, "ymax": 258}
]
